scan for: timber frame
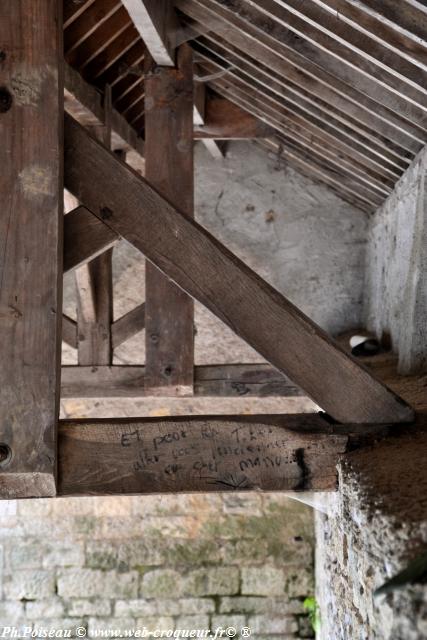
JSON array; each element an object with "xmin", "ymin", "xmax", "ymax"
[{"xmin": 0, "ymin": 0, "xmax": 424, "ymax": 499}]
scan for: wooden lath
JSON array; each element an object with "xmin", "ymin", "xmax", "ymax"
[
  {"xmin": 64, "ymin": 113, "xmax": 415, "ymax": 425},
  {"xmin": 61, "ymin": 0, "xmax": 427, "ymax": 207}
]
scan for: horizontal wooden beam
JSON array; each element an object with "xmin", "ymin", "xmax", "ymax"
[
  {"xmin": 194, "ymin": 95, "xmax": 274, "ymax": 139},
  {"xmin": 64, "ymin": 114, "xmax": 414, "ymax": 424},
  {"xmin": 112, "ymin": 303, "xmax": 146, "ymax": 349},
  {"xmin": 60, "ymin": 364, "xmax": 303, "ymax": 398},
  {"xmin": 58, "ymin": 414, "xmax": 388, "ymax": 495},
  {"xmin": 64, "ymin": 206, "xmax": 120, "ymax": 272}
]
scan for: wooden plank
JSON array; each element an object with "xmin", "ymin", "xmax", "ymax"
[
  {"xmin": 64, "ymin": 0, "xmax": 96, "ymax": 29},
  {"xmin": 62, "ymin": 315, "xmax": 78, "ymax": 350},
  {"xmin": 201, "ymin": 59, "xmax": 408, "ymax": 177},
  {"xmin": 64, "ymin": 205, "xmax": 119, "ymax": 272},
  {"xmin": 61, "ymin": 364, "xmax": 302, "ymax": 398},
  {"xmin": 193, "ymin": 81, "xmax": 225, "ymax": 157},
  {"xmin": 58, "ymin": 414, "xmax": 384, "ymax": 495},
  {"xmin": 82, "ymin": 24, "xmax": 140, "ymax": 82},
  {"xmin": 0, "ymin": 0, "xmax": 63, "ymax": 498},
  {"xmin": 176, "ymin": 0, "xmax": 426, "ymax": 145},
  {"xmin": 75, "ymin": 251, "xmax": 113, "ymax": 365},
  {"xmin": 269, "ymin": 0, "xmax": 427, "ymax": 90},
  {"xmin": 144, "ymin": 45, "xmax": 195, "ymax": 396},
  {"xmin": 64, "ymin": 63, "xmax": 145, "ymax": 168},
  {"xmin": 193, "ymin": 35, "xmax": 415, "ymax": 162},
  {"xmin": 316, "ymin": 0, "xmax": 427, "ymax": 69},
  {"xmin": 64, "ymin": 114, "xmax": 415, "ymax": 424},
  {"xmin": 351, "ymin": 0, "xmax": 427, "ymax": 50},
  {"xmin": 203, "ymin": 0, "xmax": 427, "ymax": 122},
  {"xmin": 208, "ymin": 79, "xmax": 391, "ymax": 207},
  {"xmin": 121, "ymin": 0, "xmax": 179, "ymax": 66},
  {"xmin": 258, "ymin": 139, "xmax": 378, "ymax": 214},
  {"xmin": 112, "ymin": 303, "xmax": 146, "ymax": 349},
  {"xmin": 64, "ymin": 0, "xmax": 121, "ymax": 54},
  {"xmin": 66, "ymin": 7, "xmax": 133, "ymax": 70},
  {"xmin": 193, "ymin": 94, "xmax": 274, "ymax": 139}
]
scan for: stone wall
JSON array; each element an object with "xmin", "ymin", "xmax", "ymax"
[
  {"xmin": 315, "ymin": 429, "xmax": 427, "ymax": 639},
  {"xmin": 0, "ymin": 493, "xmax": 315, "ymax": 638},
  {"xmin": 364, "ymin": 144, "xmax": 427, "ymax": 374}
]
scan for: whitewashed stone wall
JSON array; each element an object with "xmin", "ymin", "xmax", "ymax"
[{"xmin": 364, "ymin": 144, "xmax": 427, "ymax": 373}]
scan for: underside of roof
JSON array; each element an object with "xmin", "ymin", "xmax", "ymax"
[{"xmin": 64, "ymin": 0, "xmax": 427, "ymax": 213}]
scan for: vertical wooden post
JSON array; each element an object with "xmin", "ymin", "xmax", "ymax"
[
  {"xmin": 144, "ymin": 45, "xmax": 195, "ymax": 395},
  {"xmin": 75, "ymin": 86, "xmax": 114, "ymax": 366},
  {"xmin": 0, "ymin": 0, "xmax": 63, "ymax": 497}
]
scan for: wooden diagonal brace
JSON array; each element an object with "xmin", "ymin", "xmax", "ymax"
[
  {"xmin": 64, "ymin": 206, "xmax": 120, "ymax": 273},
  {"xmin": 64, "ymin": 113, "xmax": 414, "ymax": 425}
]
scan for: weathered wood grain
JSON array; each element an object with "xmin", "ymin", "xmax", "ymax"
[
  {"xmin": 76, "ymin": 250, "xmax": 113, "ymax": 365},
  {"xmin": 112, "ymin": 303, "xmax": 146, "ymax": 349},
  {"xmin": 0, "ymin": 0, "xmax": 63, "ymax": 498},
  {"xmin": 64, "ymin": 114, "xmax": 414, "ymax": 424},
  {"xmin": 144, "ymin": 45, "xmax": 195, "ymax": 396},
  {"xmin": 58, "ymin": 414, "xmax": 375, "ymax": 495},
  {"xmin": 64, "ymin": 206, "xmax": 119, "ymax": 272},
  {"xmin": 64, "ymin": 63, "xmax": 145, "ymax": 169},
  {"xmin": 203, "ymin": 0, "xmax": 427, "ymax": 124},
  {"xmin": 176, "ymin": 0, "xmax": 426, "ymax": 145},
  {"xmin": 121, "ymin": 0, "xmax": 179, "ymax": 66},
  {"xmin": 60, "ymin": 364, "xmax": 303, "ymax": 398}
]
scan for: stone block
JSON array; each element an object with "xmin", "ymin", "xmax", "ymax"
[
  {"xmin": 67, "ymin": 599, "xmax": 112, "ymax": 617},
  {"xmin": 0, "ymin": 601, "xmax": 24, "ymax": 624},
  {"xmin": 18, "ymin": 499, "xmax": 52, "ymax": 517},
  {"xmin": 26, "ymin": 598, "xmax": 65, "ymax": 618},
  {"xmin": 58, "ymin": 569, "xmax": 138, "ymax": 599},
  {"xmin": 115, "ymin": 599, "xmax": 158, "ymax": 617},
  {"xmin": 222, "ymin": 493, "xmax": 263, "ymax": 516},
  {"xmin": 286, "ymin": 566, "xmax": 314, "ymax": 598},
  {"xmin": 220, "ymin": 538, "xmax": 268, "ymax": 565},
  {"xmin": 93, "ymin": 497, "xmax": 133, "ymax": 517},
  {"xmin": 175, "ymin": 616, "xmax": 210, "ymax": 630},
  {"xmin": 32, "ymin": 619, "xmax": 86, "ymax": 636},
  {"xmin": 185, "ymin": 567, "xmax": 239, "ymax": 596},
  {"xmin": 135, "ymin": 617, "xmax": 174, "ymax": 632},
  {"xmin": 141, "ymin": 569, "xmax": 184, "ymax": 598},
  {"xmin": 211, "ymin": 615, "xmax": 247, "ymax": 631},
  {"xmin": 248, "ymin": 614, "xmax": 298, "ymax": 634},
  {"xmin": 43, "ymin": 541, "xmax": 84, "ymax": 568},
  {"xmin": 178, "ymin": 598, "xmax": 215, "ymax": 614},
  {"xmin": 132, "ymin": 494, "xmax": 222, "ymax": 517},
  {"xmin": 241, "ymin": 567, "xmax": 285, "ymax": 596},
  {"xmin": 219, "ymin": 596, "xmax": 303, "ymax": 615},
  {"xmin": 86, "ymin": 541, "xmax": 119, "ymax": 570},
  {"xmin": 8, "ymin": 541, "xmax": 43, "ymax": 569},
  {"xmin": 3, "ymin": 570, "xmax": 55, "ymax": 600},
  {"xmin": 88, "ymin": 619, "xmax": 134, "ymax": 638}
]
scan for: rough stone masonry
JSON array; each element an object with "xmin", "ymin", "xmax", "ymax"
[{"xmin": 0, "ymin": 493, "xmax": 314, "ymax": 638}]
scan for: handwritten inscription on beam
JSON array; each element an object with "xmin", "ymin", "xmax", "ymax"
[{"xmin": 58, "ymin": 416, "xmax": 351, "ymax": 495}]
